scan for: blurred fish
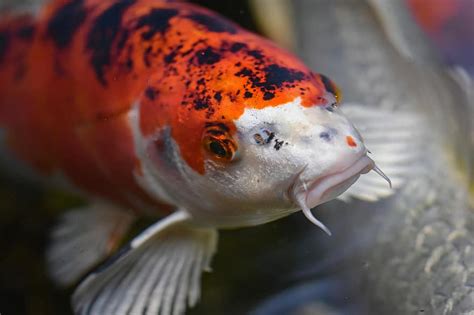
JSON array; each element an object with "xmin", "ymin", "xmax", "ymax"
[
  {"xmin": 282, "ymin": 0, "xmax": 474, "ymax": 314},
  {"xmin": 408, "ymin": 0, "xmax": 474, "ymax": 74},
  {"xmin": 0, "ymin": 0, "xmax": 403, "ymax": 314}
]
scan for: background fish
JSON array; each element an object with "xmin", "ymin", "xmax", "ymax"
[
  {"xmin": 257, "ymin": 0, "xmax": 473, "ymax": 314},
  {"xmin": 0, "ymin": 0, "xmax": 401, "ymax": 314}
]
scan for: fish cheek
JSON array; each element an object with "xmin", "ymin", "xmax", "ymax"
[{"xmin": 145, "ymin": 127, "xmax": 182, "ymax": 179}]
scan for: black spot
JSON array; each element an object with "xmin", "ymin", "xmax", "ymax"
[
  {"xmin": 0, "ymin": 31, "xmax": 10, "ymax": 64},
  {"xmin": 319, "ymin": 74, "xmax": 336, "ymax": 95},
  {"xmin": 264, "ymin": 131, "xmax": 275, "ymax": 143},
  {"xmin": 145, "ymin": 87, "xmax": 157, "ymax": 100},
  {"xmin": 46, "ymin": 0, "xmax": 87, "ymax": 48},
  {"xmin": 244, "ymin": 91, "xmax": 253, "ymax": 98},
  {"xmin": 143, "ymin": 46, "xmax": 153, "ymax": 67},
  {"xmin": 263, "ymin": 92, "xmax": 275, "ymax": 100},
  {"xmin": 247, "ymin": 49, "xmax": 264, "ymax": 60},
  {"xmin": 194, "ymin": 98, "xmax": 210, "ymax": 110},
  {"xmin": 274, "ymin": 139, "xmax": 284, "ymax": 150},
  {"xmin": 214, "ymin": 91, "xmax": 222, "ymax": 102},
  {"xmin": 135, "ymin": 8, "xmax": 178, "ymax": 41},
  {"xmin": 86, "ymin": 0, "xmax": 135, "ymax": 85},
  {"xmin": 187, "ymin": 13, "xmax": 237, "ymax": 34},
  {"xmin": 125, "ymin": 57, "xmax": 133, "ymax": 70},
  {"xmin": 236, "ymin": 64, "xmax": 305, "ymax": 101},
  {"xmin": 264, "ymin": 64, "xmax": 305, "ymax": 88},
  {"xmin": 16, "ymin": 25, "xmax": 35, "ymax": 40},
  {"xmin": 194, "ymin": 47, "xmax": 221, "ymax": 65},
  {"xmin": 230, "ymin": 42, "xmax": 247, "ymax": 52},
  {"xmin": 235, "ymin": 67, "xmax": 253, "ymax": 78},
  {"xmin": 164, "ymin": 49, "xmax": 178, "ymax": 64}
]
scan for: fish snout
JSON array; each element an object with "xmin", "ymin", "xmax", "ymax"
[{"xmin": 313, "ymin": 123, "xmax": 367, "ymax": 159}]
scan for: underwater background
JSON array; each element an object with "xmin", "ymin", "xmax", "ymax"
[{"xmin": 1, "ymin": 1, "xmax": 473, "ymax": 314}]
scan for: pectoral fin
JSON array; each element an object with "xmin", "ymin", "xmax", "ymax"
[
  {"xmin": 339, "ymin": 104, "xmax": 425, "ymax": 202},
  {"xmin": 47, "ymin": 202, "xmax": 134, "ymax": 286},
  {"xmin": 72, "ymin": 210, "xmax": 218, "ymax": 315}
]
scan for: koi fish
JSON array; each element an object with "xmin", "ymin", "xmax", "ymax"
[
  {"xmin": 263, "ymin": 0, "xmax": 474, "ymax": 314},
  {"xmin": 0, "ymin": 1, "xmax": 397, "ymax": 314}
]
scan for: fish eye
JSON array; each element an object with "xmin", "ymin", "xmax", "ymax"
[
  {"xmin": 253, "ymin": 128, "xmax": 275, "ymax": 145},
  {"xmin": 202, "ymin": 124, "xmax": 237, "ymax": 162},
  {"xmin": 318, "ymin": 74, "xmax": 342, "ymax": 104}
]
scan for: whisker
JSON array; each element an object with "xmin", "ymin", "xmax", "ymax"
[
  {"xmin": 373, "ymin": 164, "xmax": 392, "ymax": 188},
  {"xmin": 294, "ymin": 192, "xmax": 332, "ymax": 236}
]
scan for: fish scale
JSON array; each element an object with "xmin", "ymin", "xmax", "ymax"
[{"xmin": 294, "ymin": 0, "xmax": 474, "ymax": 313}]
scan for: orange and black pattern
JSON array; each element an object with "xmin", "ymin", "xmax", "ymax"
[{"xmin": 0, "ymin": 0, "xmax": 334, "ymax": 212}]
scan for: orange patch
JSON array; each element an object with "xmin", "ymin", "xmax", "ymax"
[
  {"xmin": 346, "ymin": 136, "xmax": 357, "ymax": 147},
  {"xmin": 132, "ymin": 2, "xmax": 330, "ymax": 173},
  {"xmin": 0, "ymin": 0, "xmax": 340, "ymax": 213},
  {"xmin": 407, "ymin": 0, "xmax": 459, "ymax": 33}
]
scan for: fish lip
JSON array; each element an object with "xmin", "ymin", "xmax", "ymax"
[{"xmin": 298, "ymin": 154, "xmax": 374, "ymax": 209}]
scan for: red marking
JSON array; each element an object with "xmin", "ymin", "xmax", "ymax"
[
  {"xmin": 346, "ymin": 136, "xmax": 357, "ymax": 147},
  {"xmin": 407, "ymin": 0, "xmax": 459, "ymax": 33}
]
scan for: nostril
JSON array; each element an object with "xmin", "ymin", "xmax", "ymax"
[
  {"xmin": 319, "ymin": 131, "xmax": 331, "ymax": 141},
  {"xmin": 319, "ymin": 128, "xmax": 337, "ymax": 142}
]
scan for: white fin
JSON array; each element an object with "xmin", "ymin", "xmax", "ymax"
[
  {"xmin": 368, "ymin": 0, "xmax": 440, "ymax": 63},
  {"xmin": 339, "ymin": 104, "xmax": 424, "ymax": 202},
  {"xmin": 47, "ymin": 202, "xmax": 134, "ymax": 286},
  {"xmin": 72, "ymin": 210, "xmax": 218, "ymax": 315}
]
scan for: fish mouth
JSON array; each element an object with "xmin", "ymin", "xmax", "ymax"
[
  {"xmin": 291, "ymin": 154, "xmax": 390, "ymax": 235},
  {"xmin": 306, "ymin": 155, "xmax": 374, "ymax": 208}
]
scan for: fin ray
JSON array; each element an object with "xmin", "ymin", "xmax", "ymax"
[
  {"xmin": 73, "ymin": 210, "xmax": 218, "ymax": 315},
  {"xmin": 340, "ymin": 104, "xmax": 425, "ymax": 202},
  {"xmin": 47, "ymin": 203, "xmax": 134, "ymax": 286}
]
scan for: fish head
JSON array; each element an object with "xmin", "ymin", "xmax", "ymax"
[
  {"xmin": 136, "ymin": 37, "xmax": 379, "ymax": 229},
  {"xmin": 195, "ymin": 94, "xmax": 375, "ymax": 230}
]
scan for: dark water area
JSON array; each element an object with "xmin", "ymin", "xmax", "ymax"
[
  {"xmin": 0, "ymin": 2, "xmax": 261, "ymax": 315},
  {"xmin": 0, "ymin": 170, "xmax": 78, "ymax": 315}
]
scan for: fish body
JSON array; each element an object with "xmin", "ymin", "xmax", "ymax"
[
  {"xmin": 283, "ymin": 0, "xmax": 474, "ymax": 314},
  {"xmin": 0, "ymin": 1, "xmax": 395, "ymax": 314},
  {"xmin": 0, "ymin": 0, "xmax": 328, "ymax": 215}
]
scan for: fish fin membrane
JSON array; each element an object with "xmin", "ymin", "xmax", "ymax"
[
  {"xmin": 338, "ymin": 104, "xmax": 425, "ymax": 202},
  {"xmin": 368, "ymin": 0, "xmax": 440, "ymax": 62},
  {"xmin": 47, "ymin": 202, "xmax": 134, "ymax": 286},
  {"xmin": 72, "ymin": 210, "xmax": 218, "ymax": 315}
]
